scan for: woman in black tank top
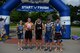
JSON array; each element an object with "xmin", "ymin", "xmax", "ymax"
[
  {"xmin": 35, "ymin": 18, "xmax": 44, "ymax": 50},
  {"xmin": 35, "ymin": 22, "xmax": 42, "ymax": 35}
]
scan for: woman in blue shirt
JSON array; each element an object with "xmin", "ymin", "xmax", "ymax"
[
  {"xmin": 17, "ymin": 20, "xmax": 24, "ymax": 51},
  {"xmin": 54, "ymin": 18, "xmax": 63, "ymax": 52},
  {"xmin": 44, "ymin": 18, "xmax": 53, "ymax": 52}
]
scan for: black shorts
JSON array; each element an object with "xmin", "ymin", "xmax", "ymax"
[
  {"xmin": 36, "ymin": 31, "xmax": 42, "ymax": 40},
  {"xmin": 25, "ymin": 30, "xmax": 32, "ymax": 41},
  {"xmin": 54, "ymin": 33, "xmax": 62, "ymax": 40},
  {"xmin": 17, "ymin": 33, "xmax": 23, "ymax": 39}
]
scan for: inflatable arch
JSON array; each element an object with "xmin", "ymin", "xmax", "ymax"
[{"xmin": 0, "ymin": 0, "xmax": 71, "ymax": 39}]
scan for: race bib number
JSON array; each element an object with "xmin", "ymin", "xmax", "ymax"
[
  {"xmin": 37, "ymin": 27, "xmax": 41, "ymax": 30},
  {"xmin": 20, "ymin": 31, "xmax": 23, "ymax": 33}
]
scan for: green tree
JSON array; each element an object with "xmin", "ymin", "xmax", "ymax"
[{"xmin": 0, "ymin": 0, "xmax": 6, "ymax": 6}]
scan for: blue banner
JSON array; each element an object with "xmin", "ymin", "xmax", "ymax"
[{"xmin": 17, "ymin": 3, "xmax": 54, "ymax": 12}]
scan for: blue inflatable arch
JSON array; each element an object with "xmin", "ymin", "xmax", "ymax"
[{"xmin": 0, "ymin": 0, "xmax": 71, "ymax": 39}]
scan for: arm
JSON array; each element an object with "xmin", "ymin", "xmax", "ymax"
[
  {"xmin": 44, "ymin": 24, "xmax": 46, "ymax": 34},
  {"xmin": 52, "ymin": 25, "xmax": 55, "ymax": 35},
  {"xmin": 60, "ymin": 25, "xmax": 62, "ymax": 35},
  {"xmin": 24, "ymin": 23, "xmax": 27, "ymax": 31},
  {"xmin": 52, "ymin": 24, "xmax": 55, "ymax": 31},
  {"xmin": 23, "ymin": 25, "xmax": 25, "ymax": 32},
  {"xmin": 31, "ymin": 23, "xmax": 34, "ymax": 30},
  {"xmin": 34, "ymin": 22, "xmax": 36, "ymax": 36},
  {"xmin": 42, "ymin": 23, "xmax": 45, "ymax": 30}
]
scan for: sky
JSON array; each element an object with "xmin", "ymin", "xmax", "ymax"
[{"xmin": 62, "ymin": 0, "xmax": 80, "ymax": 6}]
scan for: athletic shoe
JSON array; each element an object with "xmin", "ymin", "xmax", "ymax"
[
  {"xmin": 21, "ymin": 48, "xmax": 23, "ymax": 51},
  {"xmin": 44, "ymin": 48, "xmax": 48, "ymax": 51},
  {"xmin": 18, "ymin": 48, "xmax": 20, "ymax": 51},
  {"xmin": 60, "ymin": 48, "xmax": 63, "ymax": 52},
  {"xmin": 49, "ymin": 49, "xmax": 52, "ymax": 52}
]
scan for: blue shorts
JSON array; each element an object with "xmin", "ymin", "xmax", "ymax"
[
  {"xmin": 45, "ymin": 32, "xmax": 52, "ymax": 43},
  {"xmin": 17, "ymin": 33, "xmax": 23, "ymax": 39}
]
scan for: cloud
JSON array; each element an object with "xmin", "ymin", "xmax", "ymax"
[{"xmin": 62, "ymin": 0, "xmax": 80, "ymax": 6}]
